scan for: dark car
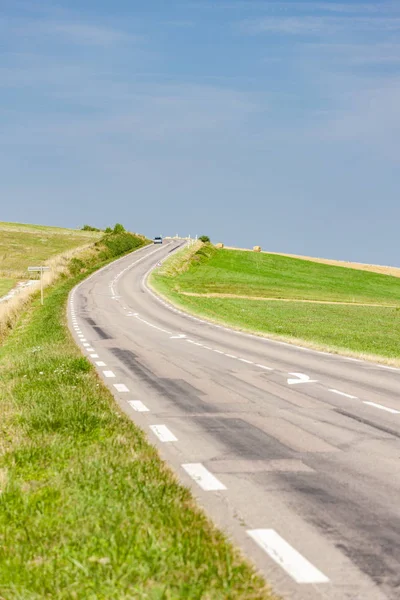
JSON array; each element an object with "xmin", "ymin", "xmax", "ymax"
[{"xmin": 153, "ymin": 236, "xmax": 163, "ymax": 244}]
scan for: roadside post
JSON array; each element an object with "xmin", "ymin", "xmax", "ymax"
[{"xmin": 28, "ymin": 266, "xmax": 50, "ymax": 305}]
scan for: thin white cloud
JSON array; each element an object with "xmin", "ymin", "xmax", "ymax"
[
  {"xmin": 10, "ymin": 19, "xmax": 135, "ymax": 46},
  {"xmin": 243, "ymin": 16, "xmax": 400, "ymax": 35}
]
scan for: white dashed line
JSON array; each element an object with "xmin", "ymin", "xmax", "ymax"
[
  {"xmin": 114, "ymin": 384, "xmax": 129, "ymax": 393},
  {"xmin": 225, "ymin": 354, "xmax": 237, "ymax": 359},
  {"xmin": 95, "ymin": 361, "xmax": 106, "ymax": 367},
  {"xmin": 182, "ymin": 463, "xmax": 226, "ymax": 491},
  {"xmin": 329, "ymin": 389, "xmax": 358, "ymax": 399},
  {"xmin": 90, "ymin": 354, "xmax": 99, "ymax": 358},
  {"xmin": 135, "ymin": 315, "xmax": 172, "ymax": 335},
  {"xmin": 103, "ymin": 370, "xmax": 116, "ymax": 378},
  {"xmin": 86, "ymin": 347, "xmax": 95, "ymax": 352},
  {"xmin": 213, "ymin": 349, "xmax": 225, "ymax": 354},
  {"xmin": 83, "ymin": 343, "xmax": 90, "ymax": 347},
  {"xmin": 150, "ymin": 425, "xmax": 178, "ymax": 442},
  {"xmin": 239, "ymin": 358, "xmax": 254, "ymax": 364},
  {"xmin": 256, "ymin": 364, "xmax": 274, "ymax": 370},
  {"xmin": 247, "ymin": 529, "xmax": 329, "ymax": 584},
  {"xmin": 128, "ymin": 400, "xmax": 150, "ymax": 412},
  {"xmin": 363, "ymin": 401, "xmax": 400, "ymax": 414}
]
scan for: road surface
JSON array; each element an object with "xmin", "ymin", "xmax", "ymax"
[{"xmin": 69, "ymin": 240, "xmax": 400, "ymax": 600}]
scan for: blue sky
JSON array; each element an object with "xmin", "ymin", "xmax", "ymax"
[{"xmin": 1, "ymin": 1, "xmax": 400, "ymax": 264}]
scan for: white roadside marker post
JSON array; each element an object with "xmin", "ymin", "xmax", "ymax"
[{"xmin": 28, "ymin": 266, "xmax": 50, "ymax": 305}]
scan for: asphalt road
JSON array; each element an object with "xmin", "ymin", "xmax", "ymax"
[{"xmin": 69, "ymin": 240, "xmax": 400, "ymax": 600}]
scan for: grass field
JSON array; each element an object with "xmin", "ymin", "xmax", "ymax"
[
  {"xmin": 0, "ymin": 242, "xmax": 272, "ymax": 599},
  {"xmin": 152, "ymin": 245, "xmax": 400, "ymax": 364},
  {"xmin": 0, "ymin": 222, "xmax": 101, "ymax": 281},
  {"xmin": 0, "ymin": 278, "xmax": 15, "ymax": 298}
]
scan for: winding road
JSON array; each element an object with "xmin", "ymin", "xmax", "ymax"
[{"xmin": 69, "ymin": 240, "xmax": 400, "ymax": 600}]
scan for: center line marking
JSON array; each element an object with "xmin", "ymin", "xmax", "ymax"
[
  {"xmin": 103, "ymin": 370, "xmax": 116, "ymax": 378},
  {"xmin": 128, "ymin": 400, "xmax": 149, "ymax": 412},
  {"xmin": 256, "ymin": 364, "xmax": 273, "ymax": 371},
  {"xmin": 248, "ymin": 529, "xmax": 329, "ymax": 584},
  {"xmin": 239, "ymin": 358, "xmax": 253, "ymax": 364},
  {"xmin": 363, "ymin": 401, "xmax": 400, "ymax": 414},
  {"xmin": 225, "ymin": 354, "xmax": 237, "ymax": 359},
  {"xmin": 329, "ymin": 389, "xmax": 358, "ymax": 399},
  {"xmin": 182, "ymin": 463, "xmax": 226, "ymax": 491},
  {"xmin": 150, "ymin": 425, "xmax": 177, "ymax": 442},
  {"xmin": 114, "ymin": 383, "xmax": 129, "ymax": 392}
]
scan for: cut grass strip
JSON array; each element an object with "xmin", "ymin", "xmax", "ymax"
[{"xmin": 0, "ymin": 254, "xmax": 273, "ymax": 599}]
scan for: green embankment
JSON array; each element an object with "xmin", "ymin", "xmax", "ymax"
[
  {"xmin": 151, "ymin": 244, "xmax": 400, "ymax": 364},
  {"xmin": 0, "ymin": 233, "xmax": 272, "ymax": 599},
  {"xmin": 0, "ymin": 278, "xmax": 15, "ymax": 298}
]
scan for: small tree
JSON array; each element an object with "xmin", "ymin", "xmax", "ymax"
[
  {"xmin": 104, "ymin": 227, "xmax": 112, "ymax": 234},
  {"xmin": 113, "ymin": 223, "xmax": 126, "ymax": 234},
  {"xmin": 199, "ymin": 235, "xmax": 210, "ymax": 243}
]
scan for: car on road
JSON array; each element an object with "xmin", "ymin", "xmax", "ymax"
[{"xmin": 153, "ymin": 236, "xmax": 163, "ymax": 244}]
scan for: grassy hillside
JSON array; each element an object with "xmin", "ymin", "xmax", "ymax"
[
  {"xmin": 0, "ymin": 222, "xmax": 101, "ymax": 281},
  {"xmin": 0, "ymin": 236, "xmax": 272, "ymax": 599},
  {"xmin": 152, "ymin": 245, "xmax": 400, "ymax": 365}
]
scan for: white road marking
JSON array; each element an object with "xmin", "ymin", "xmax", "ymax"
[
  {"xmin": 225, "ymin": 354, "xmax": 237, "ymax": 359},
  {"xmin": 203, "ymin": 346, "xmax": 212, "ymax": 350},
  {"xmin": 82, "ymin": 343, "xmax": 90, "ymax": 347},
  {"xmin": 135, "ymin": 315, "xmax": 172, "ymax": 335},
  {"xmin": 363, "ymin": 401, "xmax": 400, "ymax": 414},
  {"xmin": 95, "ymin": 361, "xmax": 106, "ymax": 367},
  {"xmin": 247, "ymin": 529, "xmax": 329, "ymax": 584},
  {"xmin": 239, "ymin": 358, "xmax": 254, "ymax": 364},
  {"xmin": 128, "ymin": 400, "xmax": 150, "ymax": 412},
  {"xmin": 287, "ymin": 372, "xmax": 317, "ymax": 385},
  {"xmin": 182, "ymin": 463, "xmax": 226, "ymax": 491},
  {"xmin": 86, "ymin": 347, "xmax": 95, "ymax": 352},
  {"xmin": 150, "ymin": 425, "xmax": 178, "ymax": 442},
  {"xmin": 114, "ymin": 384, "xmax": 129, "ymax": 392},
  {"xmin": 329, "ymin": 389, "xmax": 358, "ymax": 399},
  {"xmin": 103, "ymin": 370, "xmax": 116, "ymax": 378},
  {"xmin": 256, "ymin": 364, "xmax": 273, "ymax": 371},
  {"xmin": 90, "ymin": 354, "xmax": 99, "ymax": 358},
  {"xmin": 170, "ymin": 333, "xmax": 186, "ymax": 339},
  {"xmin": 213, "ymin": 349, "xmax": 225, "ymax": 354}
]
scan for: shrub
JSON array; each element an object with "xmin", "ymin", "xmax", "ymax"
[
  {"xmin": 104, "ymin": 227, "xmax": 112, "ymax": 234},
  {"xmin": 199, "ymin": 235, "xmax": 210, "ymax": 243},
  {"xmin": 82, "ymin": 225, "xmax": 100, "ymax": 232},
  {"xmin": 113, "ymin": 223, "xmax": 126, "ymax": 234},
  {"xmin": 99, "ymin": 232, "xmax": 145, "ymax": 260}
]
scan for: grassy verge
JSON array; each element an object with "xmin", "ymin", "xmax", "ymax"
[
  {"xmin": 151, "ymin": 245, "xmax": 400, "ymax": 365},
  {"xmin": 0, "ymin": 278, "xmax": 15, "ymax": 298},
  {"xmin": 0, "ymin": 244, "xmax": 272, "ymax": 599}
]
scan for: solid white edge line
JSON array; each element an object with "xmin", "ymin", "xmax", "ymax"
[
  {"xmin": 247, "ymin": 529, "xmax": 329, "ymax": 584},
  {"xmin": 328, "ymin": 389, "xmax": 358, "ymax": 399},
  {"xmin": 150, "ymin": 424, "xmax": 178, "ymax": 442},
  {"xmin": 128, "ymin": 400, "xmax": 150, "ymax": 412},
  {"xmin": 182, "ymin": 463, "xmax": 226, "ymax": 491},
  {"xmin": 363, "ymin": 401, "xmax": 400, "ymax": 414}
]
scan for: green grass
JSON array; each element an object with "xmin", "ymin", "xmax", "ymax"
[
  {"xmin": 170, "ymin": 248, "xmax": 400, "ymax": 305},
  {"xmin": 0, "ymin": 278, "xmax": 15, "ymax": 298},
  {"xmin": 0, "ymin": 222, "xmax": 101, "ymax": 278},
  {"xmin": 0, "ymin": 246, "xmax": 273, "ymax": 599},
  {"xmin": 152, "ymin": 246, "xmax": 400, "ymax": 364}
]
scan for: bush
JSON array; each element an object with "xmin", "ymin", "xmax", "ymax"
[
  {"xmin": 113, "ymin": 223, "xmax": 126, "ymax": 234},
  {"xmin": 99, "ymin": 232, "xmax": 145, "ymax": 260},
  {"xmin": 104, "ymin": 227, "xmax": 112, "ymax": 234},
  {"xmin": 82, "ymin": 224, "xmax": 100, "ymax": 232},
  {"xmin": 199, "ymin": 235, "xmax": 210, "ymax": 243}
]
